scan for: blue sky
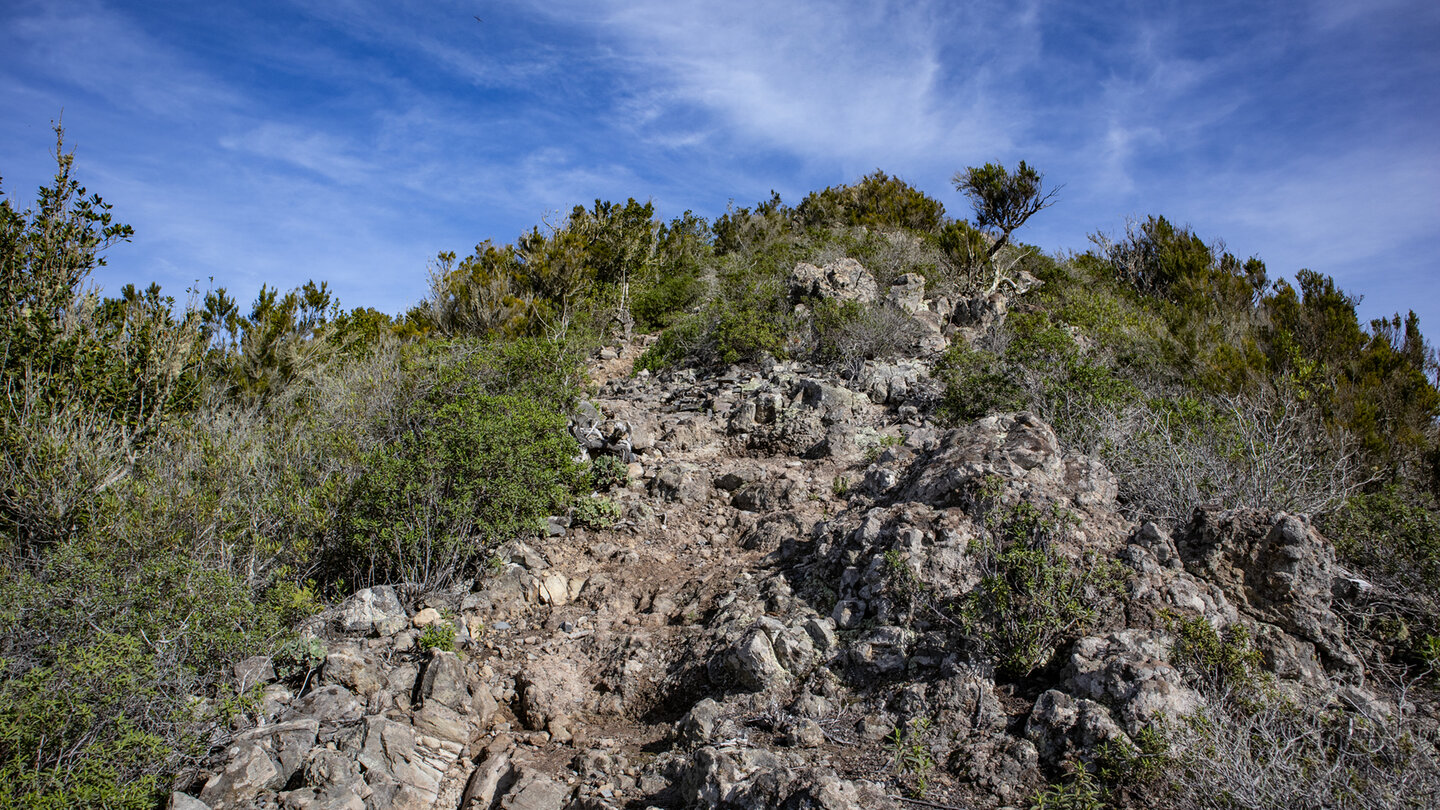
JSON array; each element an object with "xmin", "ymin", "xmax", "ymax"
[{"xmin": 2, "ymin": 0, "xmax": 1437, "ymax": 335}]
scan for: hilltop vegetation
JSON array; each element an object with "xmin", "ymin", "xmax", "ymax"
[{"xmin": 2, "ymin": 128, "xmax": 1438, "ymax": 808}]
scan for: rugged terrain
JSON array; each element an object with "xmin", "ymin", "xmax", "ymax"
[{"xmin": 179, "ymin": 262, "xmax": 1439, "ymax": 810}]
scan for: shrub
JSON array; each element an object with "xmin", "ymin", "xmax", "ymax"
[
  {"xmin": 960, "ymin": 499, "xmax": 1125, "ymax": 677},
  {"xmin": 1096, "ymin": 390, "xmax": 1363, "ymax": 526},
  {"xmin": 416, "ymin": 623, "xmax": 456, "ymax": 654},
  {"xmin": 795, "ymin": 170, "xmax": 947, "ymax": 234},
  {"xmin": 1163, "ymin": 612, "xmax": 1264, "ymax": 696},
  {"xmin": 1164, "ymin": 693, "xmax": 1439, "ymax": 809},
  {"xmin": 571, "ymin": 495, "xmax": 621, "ymax": 530},
  {"xmin": 1029, "ymin": 762, "xmax": 1103, "ymax": 810},
  {"xmin": 329, "ymin": 341, "xmax": 586, "ymax": 590},
  {"xmin": 1322, "ymin": 487, "xmax": 1440, "ymax": 676},
  {"xmin": 588, "ymin": 454, "xmax": 630, "ymax": 493},
  {"xmin": 935, "ymin": 343, "xmax": 1027, "ymax": 422},
  {"xmin": 808, "ymin": 299, "xmax": 922, "ymax": 376},
  {"xmin": 886, "ymin": 717, "xmax": 936, "ymax": 798},
  {"xmin": 273, "ymin": 637, "xmax": 327, "ymax": 685}
]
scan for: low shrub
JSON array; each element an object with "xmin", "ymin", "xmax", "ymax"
[
  {"xmin": 959, "ymin": 499, "xmax": 1126, "ymax": 677},
  {"xmin": 273, "ymin": 637, "xmax": 327, "ymax": 685},
  {"xmin": 416, "ymin": 623, "xmax": 456, "ymax": 654},
  {"xmin": 588, "ymin": 454, "xmax": 630, "ymax": 493},
  {"xmin": 571, "ymin": 495, "xmax": 622, "ymax": 530}
]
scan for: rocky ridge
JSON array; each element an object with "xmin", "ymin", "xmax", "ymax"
[{"xmin": 179, "ymin": 260, "xmax": 1435, "ymax": 810}]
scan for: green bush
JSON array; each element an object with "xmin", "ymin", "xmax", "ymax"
[
  {"xmin": 571, "ymin": 495, "xmax": 621, "ymax": 530},
  {"xmin": 1163, "ymin": 612, "xmax": 1264, "ymax": 696},
  {"xmin": 795, "ymin": 170, "xmax": 947, "ymax": 233},
  {"xmin": 959, "ymin": 500, "xmax": 1125, "ymax": 677},
  {"xmin": 336, "ymin": 385, "xmax": 583, "ymax": 589},
  {"xmin": 588, "ymin": 454, "xmax": 631, "ymax": 493},
  {"xmin": 1322, "ymin": 488, "xmax": 1440, "ymax": 675},
  {"xmin": 935, "ymin": 343, "xmax": 1027, "ymax": 422},
  {"xmin": 273, "ymin": 637, "xmax": 327, "ymax": 684},
  {"xmin": 1029, "ymin": 762, "xmax": 1103, "ymax": 810},
  {"xmin": 416, "ymin": 623, "xmax": 456, "ymax": 654}
]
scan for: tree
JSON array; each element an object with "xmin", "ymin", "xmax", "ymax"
[{"xmin": 953, "ymin": 161, "xmax": 1059, "ymax": 259}]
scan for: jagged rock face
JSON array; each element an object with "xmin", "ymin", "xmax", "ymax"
[
  {"xmin": 183, "ymin": 311, "xmax": 1415, "ymax": 810},
  {"xmin": 1177, "ymin": 508, "xmax": 1363, "ymax": 679},
  {"xmin": 788, "ymin": 258, "xmax": 880, "ymax": 305}
]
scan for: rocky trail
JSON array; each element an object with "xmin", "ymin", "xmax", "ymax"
[{"xmin": 178, "ymin": 262, "xmax": 1437, "ymax": 810}]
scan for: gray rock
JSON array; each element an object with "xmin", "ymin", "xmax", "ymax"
[
  {"xmin": 786, "ymin": 718, "xmax": 826, "ymax": 748},
  {"xmin": 789, "ymin": 259, "xmax": 880, "ymax": 305},
  {"xmin": 170, "ymin": 792, "xmax": 213, "ymax": 810},
  {"xmin": 285, "ymin": 685, "xmax": 364, "ymax": 729},
  {"xmin": 498, "ymin": 765, "xmax": 571, "ymax": 810},
  {"xmin": 320, "ymin": 643, "xmax": 384, "ymax": 699},
  {"xmin": 729, "ymin": 627, "xmax": 791, "ymax": 691},
  {"xmin": 1178, "ymin": 508, "xmax": 1361, "ymax": 679},
  {"xmin": 679, "ymin": 697, "xmax": 726, "ymax": 746},
  {"xmin": 337, "ymin": 586, "xmax": 405, "ymax": 635},
  {"xmin": 887, "ymin": 273, "xmax": 927, "ymax": 314},
  {"xmin": 1025, "ymin": 689, "xmax": 1129, "ymax": 764},
  {"xmin": 419, "ymin": 650, "xmax": 469, "ymax": 710},
  {"xmin": 199, "ymin": 741, "xmax": 282, "ymax": 809},
  {"xmin": 850, "ymin": 626, "xmax": 913, "ymax": 678},
  {"xmin": 1064, "ymin": 631, "xmax": 1202, "ymax": 734},
  {"xmin": 832, "ymin": 599, "xmax": 866, "ymax": 630}
]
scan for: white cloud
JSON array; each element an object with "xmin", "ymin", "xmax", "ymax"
[{"xmin": 520, "ymin": 0, "xmax": 1021, "ymax": 169}]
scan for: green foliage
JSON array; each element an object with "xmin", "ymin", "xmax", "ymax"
[
  {"xmin": 960, "ymin": 500, "xmax": 1125, "ymax": 677},
  {"xmin": 796, "ymin": 170, "xmax": 947, "ymax": 233},
  {"xmin": 571, "ymin": 495, "xmax": 621, "ymax": 530},
  {"xmin": 1093, "ymin": 724, "xmax": 1172, "ymax": 788},
  {"xmin": 1163, "ymin": 612, "xmax": 1264, "ymax": 696},
  {"xmin": 954, "ymin": 161, "xmax": 1058, "ymax": 258},
  {"xmin": 334, "ymin": 347, "xmax": 585, "ymax": 589},
  {"xmin": 935, "ymin": 343, "xmax": 1027, "ymax": 422},
  {"xmin": 273, "ymin": 637, "xmax": 327, "ymax": 684},
  {"xmin": 588, "ymin": 454, "xmax": 631, "ymax": 493},
  {"xmin": 417, "ymin": 623, "xmax": 456, "ymax": 654},
  {"xmin": 886, "ymin": 717, "xmax": 936, "ymax": 798},
  {"xmin": 1322, "ymin": 488, "xmax": 1440, "ymax": 675},
  {"xmin": 1029, "ymin": 762, "xmax": 1104, "ymax": 810}
]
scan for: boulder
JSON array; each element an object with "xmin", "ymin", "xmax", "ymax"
[
  {"xmin": 337, "ymin": 586, "xmax": 405, "ymax": 635},
  {"xmin": 788, "ymin": 259, "xmax": 880, "ymax": 305}
]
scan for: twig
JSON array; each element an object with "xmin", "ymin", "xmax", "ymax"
[{"xmin": 887, "ymin": 795, "xmax": 971, "ymax": 810}]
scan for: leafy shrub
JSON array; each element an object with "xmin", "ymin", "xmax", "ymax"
[
  {"xmin": 1322, "ymin": 487, "xmax": 1440, "ymax": 675},
  {"xmin": 795, "ymin": 170, "xmax": 947, "ymax": 233},
  {"xmin": 1029, "ymin": 762, "xmax": 1103, "ymax": 810},
  {"xmin": 571, "ymin": 495, "xmax": 621, "ymax": 530},
  {"xmin": 1163, "ymin": 612, "xmax": 1264, "ymax": 696},
  {"xmin": 273, "ymin": 637, "xmax": 327, "ymax": 685},
  {"xmin": 588, "ymin": 454, "xmax": 630, "ymax": 493},
  {"xmin": 416, "ymin": 623, "xmax": 456, "ymax": 654},
  {"xmin": 935, "ymin": 343, "xmax": 1027, "ymax": 422},
  {"xmin": 959, "ymin": 499, "xmax": 1125, "ymax": 677},
  {"xmin": 328, "ymin": 340, "xmax": 586, "ymax": 590},
  {"xmin": 886, "ymin": 717, "xmax": 937, "ymax": 798}
]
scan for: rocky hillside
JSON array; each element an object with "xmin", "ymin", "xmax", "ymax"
[{"xmin": 181, "ymin": 262, "xmax": 1440, "ymax": 810}]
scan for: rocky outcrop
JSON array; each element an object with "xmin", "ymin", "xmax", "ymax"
[{"xmin": 183, "ymin": 322, "xmax": 1421, "ymax": 810}]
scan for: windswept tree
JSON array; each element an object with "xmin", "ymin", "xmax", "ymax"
[{"xmin": 954, "ymin": 161, "xmax": 1059, "ymax": 258}]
